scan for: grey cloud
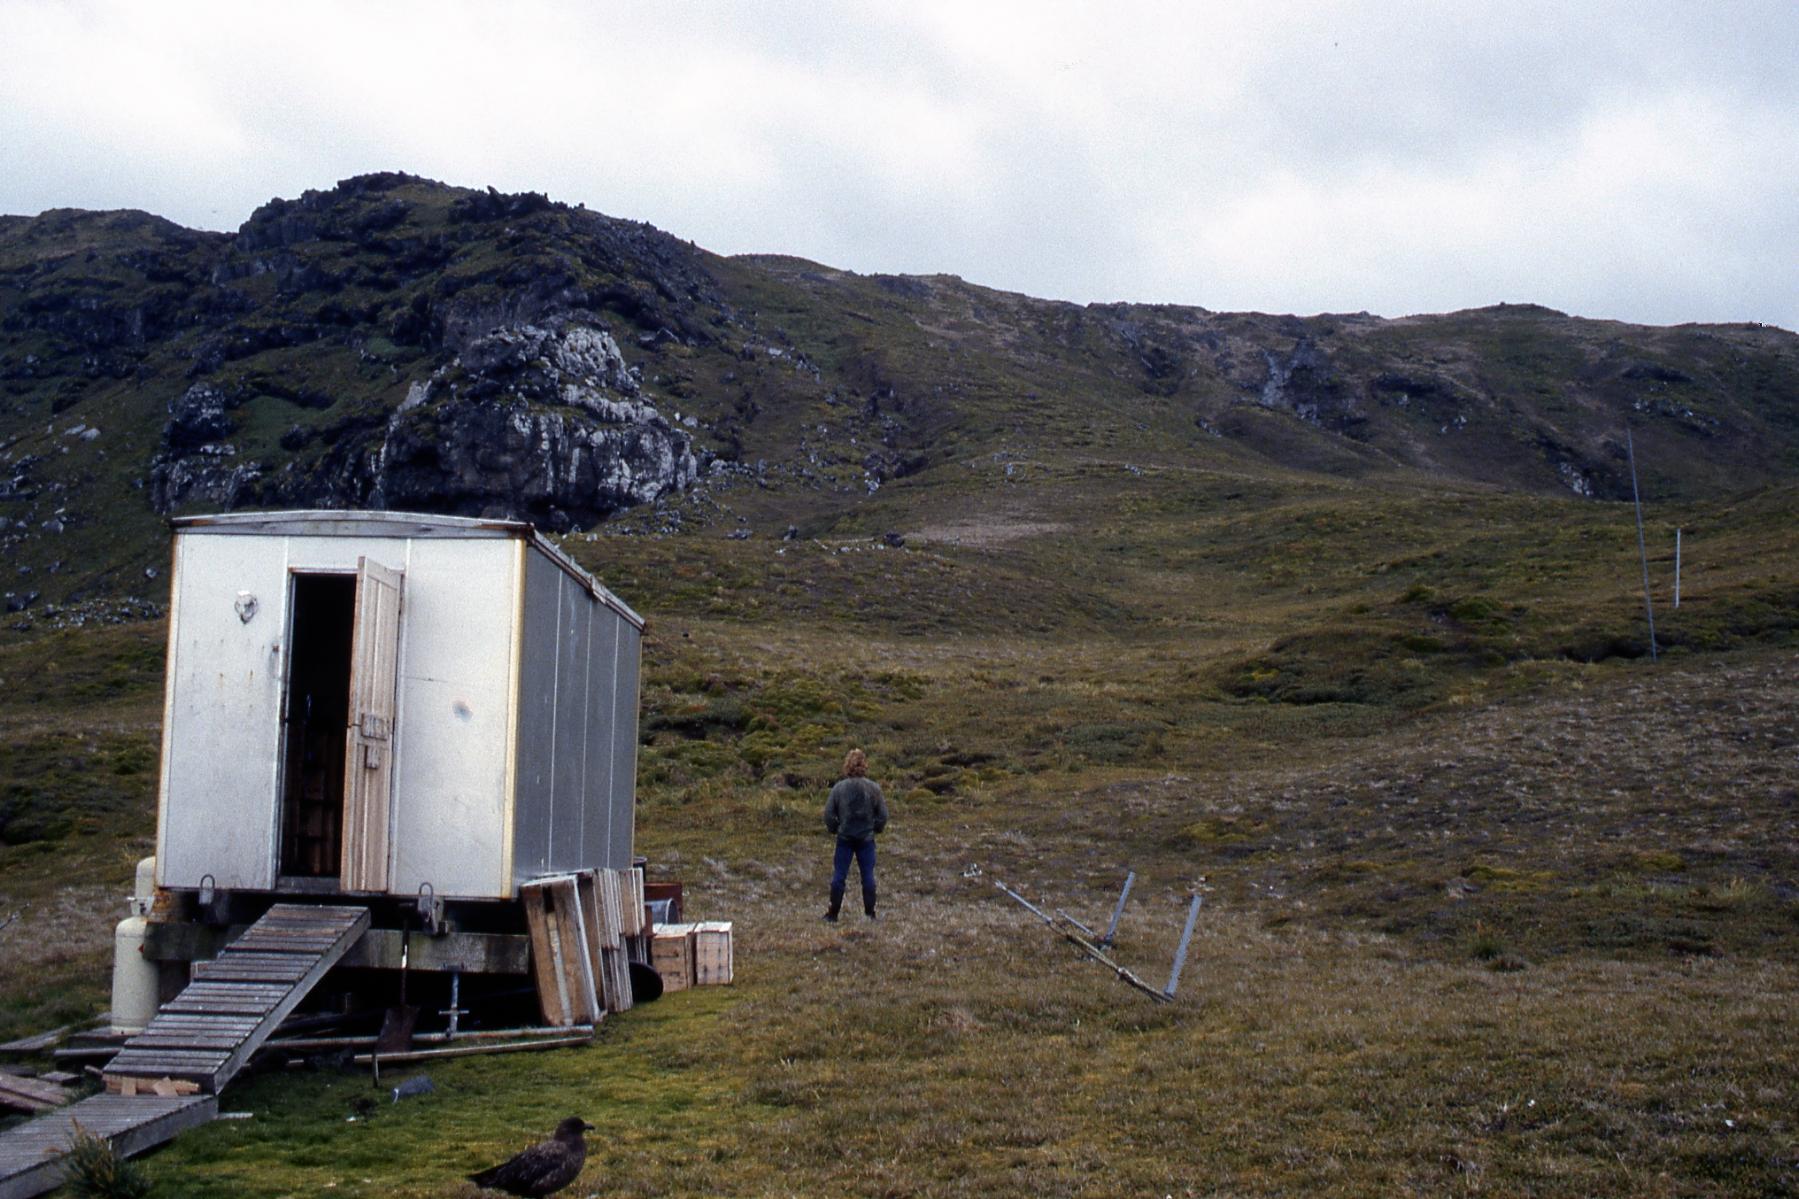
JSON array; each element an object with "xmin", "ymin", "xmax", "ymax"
[{"xmin": 0, "ymin": 0, "xmax": 1792, "ymax": 330}]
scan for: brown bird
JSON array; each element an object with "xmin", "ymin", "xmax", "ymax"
[{"xmin": 468, "ymin": 1116, "xmax": 595, "ymax": 1197}]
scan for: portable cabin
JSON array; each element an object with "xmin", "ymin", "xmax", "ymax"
[{"xmin": 153, "ymin": 510, "xmax": 643, "ymax": 903}]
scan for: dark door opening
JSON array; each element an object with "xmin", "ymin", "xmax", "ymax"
[{"xmin": 279, "ymin": 573, "xmax": 357, "ymax": 878}]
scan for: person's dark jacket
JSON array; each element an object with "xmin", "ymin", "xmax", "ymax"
[{"xmin": 824, "ymin": 777, "xmax": 888, "ymax": 842}]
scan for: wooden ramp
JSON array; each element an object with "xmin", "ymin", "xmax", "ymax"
[
  {"xmin": 0, "ymin": 1094, "xmax": 216, "ymax": 1199},
  {"xmin": 103, "ymin": 903, "xmax": 370, "ymax": 1096}
]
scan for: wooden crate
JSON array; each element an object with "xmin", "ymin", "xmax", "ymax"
[
  {"xmin": 693, "ymin": 922, "xmax": 734, "ymax": 986},
  {"xmin": 651, "ymin": 924, "xmax": 695, "ymax": 992}
]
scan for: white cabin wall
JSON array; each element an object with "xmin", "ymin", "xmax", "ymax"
[
  {"xmin": 269, "ymin": 533, "xmax": 518, "ymax": 900},
  {"xmin": 157, "ymin": 531, "xmax": 519, "ymax": 899},
  {"xmin": 547, "ymin": 569, "xmax": 592, "ymax": 875},
  {"xmin": 384, "ymin": 537, "xmax": 516, "ymax": 899},
  {"xmin": 510, "ymin": 547, "xmax": 644, "ymax": 886},
  {"xmin": 156, "ymin": 535, "xmax": 291, "ymax": 889}
]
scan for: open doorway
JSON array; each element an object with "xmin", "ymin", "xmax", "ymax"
[{"xmin": 279, "ymin": 573, "xmax": 356, "ymax": 879}]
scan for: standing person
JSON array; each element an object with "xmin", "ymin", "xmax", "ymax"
[{"xmin": 823, "ymin": 748, "xmax": 888, "ymax": 921}]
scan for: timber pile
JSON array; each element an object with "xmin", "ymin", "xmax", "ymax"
[
  {"xmin": 521, "ymin": 867, "xmax": 640, "ymax": 1026},
  {"xmin": 0, "ymin": 1072, "xmax": 72, "ymax": 1115}
]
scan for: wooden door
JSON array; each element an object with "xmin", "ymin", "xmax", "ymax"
[{"xmin": 340, "ymin": 557, "xmax": 403, "ymax": 892}]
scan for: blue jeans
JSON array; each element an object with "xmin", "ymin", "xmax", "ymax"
[{"xmin": 831, "ymin": 836, "xmax": 877, "ymax": 892}]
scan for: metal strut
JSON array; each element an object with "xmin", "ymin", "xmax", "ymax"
[
  {"xmin": 995, "ymin": 880, "xmax": 1197, "ymax": 1003},
  {"xmin": 1101, "ymin": 871, "xmax": 1137, "ymax": 948}
]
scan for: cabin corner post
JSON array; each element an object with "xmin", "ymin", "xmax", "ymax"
[
  {"xmin": 500, "ymin": 536, "xmax": 527, "ymax": 895},
  {"xmin": 152, "ymin": 533, "xmax": 186, "ymax": 887}
]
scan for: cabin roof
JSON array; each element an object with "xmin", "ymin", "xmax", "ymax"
[{"xmin": 170, "ymin": 510, "xmax": 643, "ymax": 628}]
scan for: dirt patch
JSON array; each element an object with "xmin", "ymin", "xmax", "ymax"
[{"xmin": 908, "ymin": 519, "xmax": 1070, "ymax": 548}]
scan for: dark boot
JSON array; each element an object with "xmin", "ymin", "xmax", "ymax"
[
  {"xmin": 823, "ymin": 885, "xmax": 844, "ymax": 922},
  {"xmin": 862, "ymin": 887, "xmax": 877, "ymax": 920}
]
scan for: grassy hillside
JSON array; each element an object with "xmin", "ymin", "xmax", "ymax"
[
  {"xmin": 3, "ymin": 174, "xmax": 1798, "ymax": 625},
  {"xmin": 1, "ymin": 447, "xmax": 1794, "ymax": 1195}
]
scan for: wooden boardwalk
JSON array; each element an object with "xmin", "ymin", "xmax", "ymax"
[
  {"xmin": 0, "ymin": 1094, "xmax": 216, "ymax": 1199},
  {"xmin": 103, "ymin": 903, "xmax": 369, "ymax": 1095},
  {"xmin": 0, "ymin": 903, "xmax": 369, "ymax": 1198}
]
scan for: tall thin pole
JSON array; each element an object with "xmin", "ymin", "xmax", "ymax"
[
  {"xmin": 1163, "ymin": 895, "xmax": 1204, "ymax": 999},
  {"xmin": 1673, "ymin": 528, "xmax": 1682, "ymax": 609},
  {"xmin": 1626, "ymin": 425, "xmax": 1658, "ymax": 661}
]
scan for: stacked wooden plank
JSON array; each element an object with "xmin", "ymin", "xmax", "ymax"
[
  {"xmin": 596, "ymin": 870, "xmax": 632, "ymax": 1013},
  {"xmin": 521, "ymin": 868, "xmax": 638, "ymax": 1027},
  {"xmin": 619, "ymin": 869, "xmax": 644, "ymax": 936},
  {"xmin": 621, "ymin": 869, "xmax": 651, "ymax": 966},
  {"xmin": 651, "ymin": 923, "xmax": 696, "ymax": 991},
  {"xmin": 0, "ymin": 1073, "xmax": 72, "ymax": 1115},
  {"xmin": 521, "ymin": 876, "xmax": 599, "ymax": 1027},
  {"xmin": 102, "ymin": 904, "xmax": 369, "ymax": 1096}
]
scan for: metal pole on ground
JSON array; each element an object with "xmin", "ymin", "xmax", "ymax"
[
  {"xmin": 1674, "ymin": 528, "xmax": 1682, "ymax": 610},
  {"xmin": 1100, "ymin": 871, "xmax": 1136, "ymax": 949},
  {"xmin": 1163, "ymin": 895, "xmax": 1203, "ymax": 999},
  {"xmin": 1626, "ymin": 424, "xmax": 1658, "ymax": 662}
]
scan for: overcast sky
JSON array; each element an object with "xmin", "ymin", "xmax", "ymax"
[{"xmin": 4, "ymin": 0, "xmax": 1795, "ymax": 329}]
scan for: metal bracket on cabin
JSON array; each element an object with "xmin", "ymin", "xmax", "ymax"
[
  {"xmin": 415, "ymin": 882, "xmax": 445, "ymax": 935},
  {"xmin": 995, "ymin": 877, "xmax": 1201, "ymax": 1004},
  {"xmin": 196, "ymin": 873, "xmax": 231, "ymax": 924}
]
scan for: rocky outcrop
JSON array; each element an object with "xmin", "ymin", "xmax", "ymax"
[
  {"xmin": 148, "ymin": 383, "xmax": 261, "ymax": 511},
  {"xmin": 373, "ymin": 320, "xmax": 697, "ymax": 529},
  {"xmin": 147, "ymin": 320, "xmax": 697, "ymax": 530},
  {"xmin": 1257, "ymin": 337, "xmax": 1365, "ymax": 435}
]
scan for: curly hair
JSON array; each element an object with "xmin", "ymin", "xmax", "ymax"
[{"xmin": 843, "ymin": 748, "xmax": 868, "ymax": 778}]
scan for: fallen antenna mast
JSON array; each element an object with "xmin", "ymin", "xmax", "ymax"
[
  {"xmin": 1626, "ymin": 423, "xmax": 1658, "ymax": 662},
  {"xmin": 995, "ymin": 878, "xmax": 1201, "ymax": 1003}
]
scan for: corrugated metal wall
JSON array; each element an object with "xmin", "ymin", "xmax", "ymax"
[
  {"xmin": 511, "ymin": 545, "xmax": 639, "ymax": 885},
  {"xmin": 608, "ymin": 621, "xmax": 641, "ymax": 870},
  {"xmin": 580, "ymin": 609, "xmax": 620, "ymax": 869}
]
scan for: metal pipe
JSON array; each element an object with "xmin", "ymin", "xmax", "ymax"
[
  {"xmin": 357, "ymin": 1034, "xmax": 592, "ymax": 1067},
  {"xmin": 1626, "ymin": 424, "xmax": 1658, "ymax": 661},
  {"xmin": 266, "ymin": 1025, "xmax": 596, "ymax": 1052},
  {"xmin": 1101, "ymin": 871, "xmax": 1136, "ymax": 948},
  {"xmin": 1163, "ymin": 895, "xmax": 1203, "ymax": 998},
  {"xmin": 994, "ymin": 881, "xmax": 1170, "ymax": 1003},
  {"xmin": 1056, "ymin": 910, "xmax": 1100, "ymax": 939},
  {"xmin": 1674, "ymin": 527, "xmax": 1682, "ymax": 609}
]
